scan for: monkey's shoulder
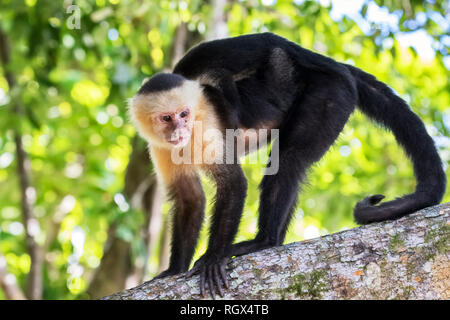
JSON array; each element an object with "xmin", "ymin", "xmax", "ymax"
[{"xmin": 173, "ymin": 33, "xmax": 294, "ymax": 78}]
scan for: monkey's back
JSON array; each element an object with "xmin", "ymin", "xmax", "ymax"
[
  {"xmin": 173, "ymin": 33, "xmax": 281, "ymax": 78},
  {"xmin": 173, "ymin": 33, "xmax": 299, "ymax": 128},
  {"xmin": 173, "ymin": 33, "xmax": 355, "ymax": 129}
]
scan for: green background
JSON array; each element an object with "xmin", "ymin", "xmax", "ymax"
[{"xmin": 0, "ymin": 0, "xmax": 448, "ymax": 299}]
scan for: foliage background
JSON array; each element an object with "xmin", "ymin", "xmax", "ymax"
[{"xmin": 0, "ymin": 0, "xmax": 448, "ymax": 299}]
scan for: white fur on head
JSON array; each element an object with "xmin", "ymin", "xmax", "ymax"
[{"xmin": 128, "ymin": 79, "xmax": 203, "ymax": 147}]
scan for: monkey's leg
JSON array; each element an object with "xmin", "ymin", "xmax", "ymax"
[
  {"xmin": 230, "ymin": 148, "xmax": 302, "ymax": 256},
  {"xmin": 201, "ymin": 69, "xmax": 243, "ymax": 129},
  {"xmin": 231, "ymin": 83, "xmax": 356, "ymax": 257},
  {"xmin": 154, "ymin": 173, "xmax": 205, "ymax": 279},
  {"xmin": 187, "ymin": 164, "xmax": 247, "ymax": 298}
]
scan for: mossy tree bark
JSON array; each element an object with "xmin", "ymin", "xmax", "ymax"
[{"xmin": 103, "ymin": 203, "xmax": 450, "ymax": 300}]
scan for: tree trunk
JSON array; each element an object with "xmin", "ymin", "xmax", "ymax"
[
  {"xmin": 87, "ymin": 138, "xmax": 155, "ymax": 299},
  {"xmin": 0, "ymin": 254, "xmax": 26, "ymax": 300},
  {"xmin": 206, "ymin": 0, "xmax": 229, "ymax": 41},
  {"xmin": 0, "ymin": 28, "xmax": 43, "ymax": 300},
  {"xmin": 87, "ymin": 20, "xmax": 194, "ymax": 298},
  {"xmin": 102, "ymin": 202, "xmax": 450, "ymax": 300},
  {"xmin": 86, "ymin": 226, "xmax": 132, "ymax": 299}
]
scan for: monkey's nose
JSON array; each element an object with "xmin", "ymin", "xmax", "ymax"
[
  {"xmin": 168, "ymin": 136, "xmax": 185, "ymax": 145},
  {"xmin": 171, "ymin": 130, "xmax": 180, "ymax": 139}
]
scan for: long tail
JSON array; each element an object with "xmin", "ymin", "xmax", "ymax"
[{"xmin": 346, "ymin": 65, "xmax": 446, "ymax": 224}]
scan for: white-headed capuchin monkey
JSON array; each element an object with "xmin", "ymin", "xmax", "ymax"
[{"xmin": 129, "ymin": 33, "xmax": 446, "ymax": 298}]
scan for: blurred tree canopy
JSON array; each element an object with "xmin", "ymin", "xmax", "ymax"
[{"xmin": 0, "ymin": 0, "xmax": 448, "ymax": 299}]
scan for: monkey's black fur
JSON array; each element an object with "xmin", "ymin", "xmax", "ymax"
[
  {"xmin": 137, "ymin": 72, "xmax": 185, "ymax": 95},
  {"xmin": 150, "ymin": 33, "xmax": 446, "ymax": 297}
]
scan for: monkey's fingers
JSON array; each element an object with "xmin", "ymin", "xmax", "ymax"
[
  {"xmin": 153, "ymin": 269, "xmax": 175, "ymax": 280},
  {"xmin": 186, "ymin": 264, "xmax": 201, "ymax": 278},
  {"xmin": 207, "ymin": 267, "xmax": 216, "ymax": 300},
  {"xmin": 200, "ymin": 268, "xmax": 206, "ymax": 298},
  {"xmin": 186, "ymin": 264, "xmax": 207, "ymax": 298},
  {"xmin": 219, "ymin": 264, "xmax": 229, "ymax": 289},
  {"xmin": 213, "ymin": 265, "xmax": 224, "ymax": 297}
]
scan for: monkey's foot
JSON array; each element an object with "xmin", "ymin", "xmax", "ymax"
[
  {"xmin": 186, "ymin": 254, "xmax": 229, "ymax": 299},
  {"xmin": 230, "ymin": 238, "xmax": 272, "ymax": 257},
  {"xmin": 152, "ymin": 269, "xmax": 181, "ymax": 280}
]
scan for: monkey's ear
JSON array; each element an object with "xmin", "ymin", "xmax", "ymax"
[
  {"xmin": 126, "ymin": 96, "xmax": 137, "ymax": 123},
  {"xmin": 127, "ymin": 95, "xmax": 148, "ymax": 131}
]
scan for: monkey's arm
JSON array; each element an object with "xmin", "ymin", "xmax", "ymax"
[
  {"xmin": 150, "ymin": 148, "xmax": 206, "ymax": 278},
  {"xmin": 159, "ymin": 173, "xmax": 205, "ymax": 277},
  {"xmin": 187, "ymin": 163, "xmax": 247, "ymax": 298},
  {"xmin": 197, "ymin": 68, "xmax": 245, "ymax": 129}
]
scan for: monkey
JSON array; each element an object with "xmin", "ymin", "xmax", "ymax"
[{"xmin": 128, "ymin": 33, "xmax": 446, "ymax": 298}]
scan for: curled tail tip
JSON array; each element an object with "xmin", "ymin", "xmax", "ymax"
[
  {"xmin": 353, "ymin": 194, "xmax": 385, "ymax": 225},
  {"xmin": 357, "ymin": 194, "xmax": 385, "ymax": 206}
]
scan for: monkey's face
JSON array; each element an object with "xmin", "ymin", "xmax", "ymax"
[
  {"xmin": 129, "ymin": 79, "xmax": 201, "ymax": 149},
  {"xmin": 152, "ymin": 106, "xmax": 193, "ymax": 148}
]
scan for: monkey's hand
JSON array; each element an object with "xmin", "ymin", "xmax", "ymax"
[
  {"xmin": 152, "ymin": 269, "xmax": 180, "ymax": 280},
  {"xmin": 186, "ymin": 254, "xmax": 229, "ymax": 299}
]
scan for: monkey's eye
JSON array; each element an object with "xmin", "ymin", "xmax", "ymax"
[
  {"xmin": 162, "ymin": 115, "xmax": 172, "ymax": 122},
  {"xmin": 180, "ymin": 110, "xmax": 189, "ymax": 118}
]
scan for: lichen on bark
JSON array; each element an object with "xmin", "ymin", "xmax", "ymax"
[{"xmin": 103, "ymin": 203, "xmax": 450, "ymax": 300}]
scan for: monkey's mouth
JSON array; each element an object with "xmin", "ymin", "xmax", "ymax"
[{"xmin": 168, "ymin": 136, "xmax": 186, "ymax": 145}]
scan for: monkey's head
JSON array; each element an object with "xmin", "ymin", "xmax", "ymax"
[{"xmin": 129, "ymin": 73, "xmax": 202, "ymax": 149}]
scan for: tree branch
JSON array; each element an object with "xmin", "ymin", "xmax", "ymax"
[
  {"xmin": 0, "ymin": 253, "xmax": 26, "ymax": 300},
  {"xmin": 0, "ymin": 28, "xmax": 43, "ymax": 300},
  {"xmin": 102, "ymin": 203, "xmax": 450, "ymax": 300},
  {"xmin": 87, "ymin": 138, "xmax": 154, "ymax": 298},
  {"xmin": 206, "ymin": 0, "xmax": 229, "ymax": 41}
]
